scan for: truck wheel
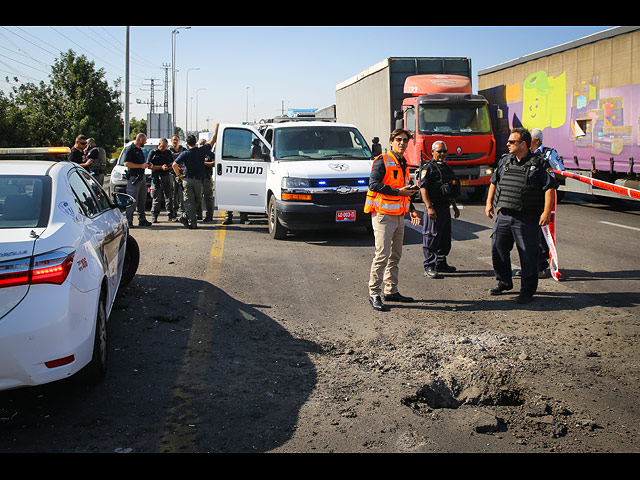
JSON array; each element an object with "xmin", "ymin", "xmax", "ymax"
[{"xmin": 268, "ymin": 196, "xmax": 287, "ymax": 239}]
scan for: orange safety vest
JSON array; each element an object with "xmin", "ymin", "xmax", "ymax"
[{"xmin": 364, "ymin": 151, "xmax": 411, "ymax": 215}]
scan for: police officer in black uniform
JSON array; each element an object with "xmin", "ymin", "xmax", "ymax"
[
  {"xmin": 485, "ymin": 127, "xmax": 558, "ymax": 304},
  {"xmin": 124, "ymin": 133, "xmax": 152, "ymax": 228},
  {"xmin": 169, "ymin": 135, "xmax": 187, "ymax": 222},
  {"xmin": 418, "ymin": 140, "xmax": 460, "ymax": 278},
  {"xmin": 85, "ymin": 138, "xmax": 107, "ymax": 188},
  {"xmin": 148, "ymin": 138, "xmax": 175, "ymax": 223}
]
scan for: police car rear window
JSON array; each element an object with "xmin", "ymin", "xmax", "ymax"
[{"xmin": 0, "ymin": 176, "xmax": 52, "ymax": 229}]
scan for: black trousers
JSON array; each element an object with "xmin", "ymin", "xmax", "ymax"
[
  {"xmin": 422, "ymin": 204, "xmax": 452, "ymax": 270},
  {"xmin": 491, "ymin": 209, "xmax": 540, "ymax": 296}
]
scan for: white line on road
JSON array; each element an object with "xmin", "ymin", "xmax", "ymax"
[{"xmin": 599, "ymin": 221, "xmax": 640, "ymax": 232}]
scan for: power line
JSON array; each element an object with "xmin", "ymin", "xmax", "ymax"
[
  {"xmin": 3, "ymin": 27, "xmax": 58, "ymax": 57},
  {"xmin": 50, "ymin": 26, "xmax": 123, "ymax": 72}
]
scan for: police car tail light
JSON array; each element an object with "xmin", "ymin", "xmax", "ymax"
[
  {"xmin": 30, "ymin": 250, "xmax": 75, "ymax": 285},
  {"xmin": 0, "ymin": 257, "xmax": 31, "ymax": 288},
  {"xmin": 0, "ymin": 249, "xmax": 75, "ymax": 288}
]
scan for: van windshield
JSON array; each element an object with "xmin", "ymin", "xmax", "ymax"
[
  {"xmin": 273, "ymin": 126, "xmax": 372, "ymax": 161},
  {"xmin": 0, "ymin": 176, "xmax": 51, "ymax": 229}
]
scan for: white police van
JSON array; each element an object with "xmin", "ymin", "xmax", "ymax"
[{"xmin": 213, "ymin": 119, "xmax": 374, "ymax": 239}]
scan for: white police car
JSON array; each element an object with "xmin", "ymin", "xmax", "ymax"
[
  {"xmin": 108, "ymin": 138, "xmax": 164, "ymax": 196},
  {"xmin": 0, "ymin": 147, "xmax": 139, "ymax": 390}
]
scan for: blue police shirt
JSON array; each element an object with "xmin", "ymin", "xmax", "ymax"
[{"xmin": 175, "ymin": 144, "xmax": 212, "ymax": 180}]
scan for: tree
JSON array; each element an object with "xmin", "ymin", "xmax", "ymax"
[
  {"xmin": 128, "ymin": 117, "xmax": 147, "ymax": 139},
  {"xmin": 6, "ymin": 50, "xmax": 123, "ymax": 155}
]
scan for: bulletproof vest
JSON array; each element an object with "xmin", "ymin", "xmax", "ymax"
[
  {"xmin": 94, "ymin": 147, "xmax": 107, "ymax": 169},
  {"xmin": 494, "ymin": 154, "xmax": 545, "ymax": 214},
  {"xmin": 420, "ymin": 161, "xmax": 459, "ymax": 205}
]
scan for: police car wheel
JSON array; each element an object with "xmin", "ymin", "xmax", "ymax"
[
  {"xmin": 268, "ymin": 196, "xmax": 287, "ymax": 240},
  {"xmin": 121, "ymin": 234, "xmax": 140, "ymax": 288},
  {"xmin": 76, "ymin": 290, "xmax": 108, "ymax": 384}
]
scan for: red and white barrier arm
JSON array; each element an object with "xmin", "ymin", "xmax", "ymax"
[
  {"xmin": 541, "ymin": 189, "xmax": 561, "ymax": 281},
  {"xmin": 552, "ymin": 169, "xmax": 640, "ymax": 200}
]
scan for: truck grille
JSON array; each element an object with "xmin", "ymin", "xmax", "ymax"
[{"xmin": 446, "ymin": 152, "xmax": 484, "ymax": 162}]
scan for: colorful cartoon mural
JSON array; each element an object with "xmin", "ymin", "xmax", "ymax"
[
  {"xmin": 484, "ymin": 68, "xmax": 640, "ymax": 171},
  {"xmin": 522, "ymin": 71, "xmax": 566, "ymax": 130}
]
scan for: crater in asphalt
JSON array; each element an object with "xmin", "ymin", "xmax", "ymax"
[{"xmin": 402, "ymin": 374, "xmax": 526, "ymax": 410}]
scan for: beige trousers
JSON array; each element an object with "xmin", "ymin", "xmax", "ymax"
[{"xmin": 368, "ymin": 212, "xmax": 405, "ymax": 297}]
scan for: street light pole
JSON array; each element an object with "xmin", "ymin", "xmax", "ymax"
[
  {"xmin": 185, "ymin": 67, "xmax": 199, "ymax": 136},
  {"xmin": 171, "ymin": 26, "xmax": 190, "ymax": 137},
  {"xmin": 196, "ymin": 88, "xmax": 206, "ymax": 134},
  {"xmin": 246, "ymin": 86, "xmax": 250, "ymax": 123}
]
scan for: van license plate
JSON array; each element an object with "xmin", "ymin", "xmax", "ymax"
[{"xmin": 336, "ymin": 210, "xmax": 356, "ymax": 222}]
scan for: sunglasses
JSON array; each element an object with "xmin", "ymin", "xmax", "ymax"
[{"xmin": 394, "ymin": 137, "xmax": 409, "ymax": 144}]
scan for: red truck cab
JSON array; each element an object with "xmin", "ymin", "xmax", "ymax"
[{"xmin": 398, "ymin": 74, "xmax": 496, "ymax": 199}]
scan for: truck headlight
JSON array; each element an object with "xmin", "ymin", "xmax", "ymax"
[{"xmin": 111, "ymin": 170, "xmax": 123, "ymax": 181}]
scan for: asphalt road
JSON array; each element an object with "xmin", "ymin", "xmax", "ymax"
[{"xmin": 1, "ymin": 191, "xmax": 638, "ymax": 453}]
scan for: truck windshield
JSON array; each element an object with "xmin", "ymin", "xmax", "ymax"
[
  {"xmin": 418, "ymin": 104, "xmax": 492, "ymax": 135},
  {"xmin": 273, "ymin": 126, "xmax": 372, "ymax": 161}
]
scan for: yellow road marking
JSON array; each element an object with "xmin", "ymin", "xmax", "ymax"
[{"xmin": 159, "ymin": 214, "xmax": 227, "ymax": 453}]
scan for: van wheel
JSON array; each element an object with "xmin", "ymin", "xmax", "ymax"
[
  {"xmin": 268, "ymin": 196, "xmax": 287, "ymax": 239},
  {"xmin": 120, "ymin": 234, "xmax": 139, "ymax": 287}
]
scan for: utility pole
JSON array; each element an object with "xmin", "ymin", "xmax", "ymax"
[
  {"xmin": 163, "ymin": 63, "xmax": 171, "ymax": 139},
  {"xmin": 140, "ymin": 78, "xmax": 162, "ymax": 113},
  {"xmin": 124, "ymin": 26, "xmax": 130, "ymax": 143},
  {"xmin": 162, "ymin": 63, "xmax": 170, "ymax": 114}
]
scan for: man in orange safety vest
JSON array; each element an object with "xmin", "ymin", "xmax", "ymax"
[{"xmin": 365, "ymin": 128, "xmax": 421, "ymax": 311}]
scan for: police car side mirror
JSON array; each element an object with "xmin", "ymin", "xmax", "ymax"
[{"xmin": 112, "ymin": 192, "xmax": 135, "ymax": 210}]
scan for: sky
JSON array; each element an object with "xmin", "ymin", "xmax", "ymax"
[{"xmin": 0, "ymin": 25, "xmax": 615, "ymax": 134}]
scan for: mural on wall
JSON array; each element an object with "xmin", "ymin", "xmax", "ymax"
[
  {"xmin": 522, "ymin": 71, "xmax": 566, "ymax": 131},
  {"xmin": 570, "ymin": 75, "xmax": 635, "ymax": 155},
  {"xmin": 570, "ymin": 76, "xmax": 599, "ymax": 148}
]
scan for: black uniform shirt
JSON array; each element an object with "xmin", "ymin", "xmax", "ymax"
[
  {"xmin": 148, "ymin": 148, "xmax": 174, "ymax": 178},
  {"xmin": 123, "ymin": 143, "xmax": 146, "ymax": 178},
  {"xmin": 68, "ymin": 147, "xmax": 85, "ymax": 164}
]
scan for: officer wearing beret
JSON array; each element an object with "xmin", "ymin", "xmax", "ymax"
[{"xmin": 485, "ymin": 127, "xmax": 558, "ymax": 304}]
